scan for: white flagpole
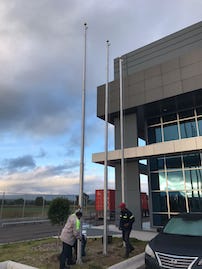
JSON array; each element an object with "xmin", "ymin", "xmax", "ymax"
[
  {"xmin": 103, "ymin": 40, "xmax": 110, "ymax": 255},
  {"xmin": 119, "ymin": 58, "xmax": 125, "ymax": 203},
  {"xmin": 77, "ymin": 22, "xmax": 87, "ymax": 264}
]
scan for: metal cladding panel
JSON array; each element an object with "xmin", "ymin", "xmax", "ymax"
[
  {"xmin": 97, "ymin": 22, "xmax": 202, "ymax": 120},
  {"xmin": 95, "ymin": 189, "xmax": 115, "ymax": 211},
  {"xmin": 95, "ymin": 189, "xmax": 104, "ymax": 211},
  {"xmin": 108, "ymin": 189, "xmax": 115, "ymax": 211}
]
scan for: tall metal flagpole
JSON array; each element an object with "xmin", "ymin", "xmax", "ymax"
[
  {"xmin": 77, "ymin": 22, "xmax": 87, "ymax": 264},
  {"xmin": 103, "ymin": 40, "xmax": 110, "ymax": 255},
  {"xmin": 119, "ymin": 58, "xmax": 125, "ymax": 203}
]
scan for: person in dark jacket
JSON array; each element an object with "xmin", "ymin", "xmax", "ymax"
[{"xmin": 119, "ymin": 202, "xmax": 135, "ymax": 258}]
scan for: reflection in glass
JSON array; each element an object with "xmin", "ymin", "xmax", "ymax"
[
  {"xmin": 164, "ymin": 123, "xmax": 179, "ymax": 141},
  {"xmin": 167, "ymin": 171, "xmax": 184, "ymax": 190},
  {"xmin": 180, "ymin": 120, "xmax": 197, "ymax": 138},
  {"xmin": 151, "ymin": 172, "xmax": 165, "ymax": 190},
  {"xmin": 153, "ymin": 213, "xmax": 168, "ymax": 226},
  {"xmin": 163, "ymin": 113, "xmax": 177, "ymax": 122},
  {"xmin": 196, "ymin": 107, "xmax": 202, "ymax": 116},
  {"xmin": 185, "ymin": 169, "xmax": 202, "ymax": 190},
  {"xmin": 187, "ymin": 190, "xmax": 202, "ymax": 212},
  {"xmin": 150, "ymin": 157, "xmax": 164, "ymax": 171},
  {"xmin": 147, "ymin": 117, "xmax": 160, "ymax": 125},
  {"xmin": 148, "ymin": 126, "xmax": 162, "ymax": 144},
  {"xmin": 198, "ymin": 118, "xmax": 202, "ymax": 136},
  {"xmin": 152, "ymin": 192, "xmax": 167, "ymax": 212},
  {"xmin": 169, "ymin": 191, "xmax": 186, "ymax": 212},
  {"xmin": 166, "ymin": 156, "xmax": 182, "ymax": 169},
  {"xmin": 179, "ymin": 109, "xmax": 194, "ymax": 119},
  {"xmin": 183, "ymin": 153, "xmax": 201, "ymax": 168}
]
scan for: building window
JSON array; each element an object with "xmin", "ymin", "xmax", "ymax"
[
  {"xmin": 163, "ymin": 123, "xmax": 179, "ymax": 141},
  {"xmin": 198, "ymin": 118, "xmax": 202, "ymax": 136},
  {"xmin": 148, "ymin": 126, "xmax": 162, "ymax": 144},
  {"xmin": 180, "ymin": 120, "xmax": 197, "ymax": 138},
  {"xmin": 147, "ymin": 107, "xmax": 202, "ymax": 145},
  {"xmin": 150, "ymin": 153, "xmax": 202, "ymax": 226}
]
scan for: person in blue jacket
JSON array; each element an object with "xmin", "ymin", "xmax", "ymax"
[{"xmin": 119, "ymin": 202, "xmax": 135, "ymax": 258}]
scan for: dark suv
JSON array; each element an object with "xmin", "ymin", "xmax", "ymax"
[{"xmin": 145, "ymin": 213, "xmax": 202, "ymax": 269}]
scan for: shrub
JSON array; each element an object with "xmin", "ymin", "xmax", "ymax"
[{"xmin": 48, "ymin": 197, "xmax": 70, "ymax": 226}]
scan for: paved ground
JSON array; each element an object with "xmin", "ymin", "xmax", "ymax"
[
  {"xmin": 0, "ymin": 220, "xmax": 59, "ymax": 244},
  {"xmin": 0, "ymin": 219, "xmax": 121, "ymax": 244},
  {"xmin": 0, "ymin": 219, "xmax": 155, "ymax": 268}
]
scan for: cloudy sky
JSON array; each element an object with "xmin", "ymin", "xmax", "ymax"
[{"xmin": 0, "ymin": 0, "xmax": 201, "ymax": 196}]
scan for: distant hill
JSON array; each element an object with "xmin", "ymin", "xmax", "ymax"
[{"xmin": 3, "ymin": 193, "xmax": 95, "ymax": 202}]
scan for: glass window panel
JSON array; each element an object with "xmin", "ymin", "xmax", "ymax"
[
  {"xmin": 180, "ymin": 120, "xmax": 197, "ymax": 138},
  {"xmin": 183, "ymin": 153, "xmax": 201, "ymax": 168},
  {"xmin": 169, "ymin": 191, "xmax": 186, "ymax": 212},
  {"xmin": 159, "ymin": 172, "xmax": 167, "ymax": 191},
  {"xmin": 198, "ymin": 119, "xmax": 202, "ymax": 136},
  {"xmin": 196, "ymin": 106, "xmax": 202, "ymax": 116},
  {"xmin": 152, "ymin": 192, "xmax": 168, "ymax": 212},
  {"xmin": 187, "ymin": 191, "xmax": 202, "ymax": 212},
  {"xmin": 148, "ymin": 126, "xmax": 162, "ymax": 144},
  {"xmin": 162, "ymin": 113, "xmax": 177, "ymax": 122},
  {"xmin": 179, "ymin": 109, "xmax": 194, "ymax": 119},
  {"xmin": 158, "ymin": 158, "xmax": 165, "ymax": 170},
  {"xmin": 166, "ymin": 156, "xmax": 182, "ymax": 169},
  {"xmin": 185, "ymin": 169, "xmax": 202, "ymax": 190},
  {"xmin": 150, "ymin": 158, "xmax": 157, "ymax": 171},
  {"xmin": 153, "ymin": 213, "xmax": 169, "ymax": 227},
  {"xmin": 167, "ymin": 171, "xmax": 184, "ymax": 191},
  {"xmin": 151, "ymin": 172, "xmax": 166, "ymax": 190},
  {"xmin": 163, "ymin": 123, "xmax": 179, "ymax": 141},
  {"xmin": 147, "ymin": 117, "xmax": 160, "ymax": 125},
  {"xmin": 151, "ymin": 173, "xmax": 159, "ymax": 190},
  {"xmin": 150, "ymin": 157, "xmax": 164, "ymax": 171}
]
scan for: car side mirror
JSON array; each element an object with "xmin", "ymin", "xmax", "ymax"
[{"xmin": 157, "ymin": 227, "xmax": 163, "ymax": 233}]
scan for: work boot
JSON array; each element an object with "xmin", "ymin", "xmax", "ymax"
[
  {"xmin": 124, "ymin": 252, "xmax": 129, "ymax": 258},
  {"xmin": 129, "ymin": 246, "xmax": 134, "ymax": 252}
]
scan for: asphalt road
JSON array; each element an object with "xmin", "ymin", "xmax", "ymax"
[
  {"xmin": 0, "ymin": 220, "xmax": 121, "ymax": 244},
  {"xmin": 0, "ymin": 221, "xmax": 61, "ymax": 244}
]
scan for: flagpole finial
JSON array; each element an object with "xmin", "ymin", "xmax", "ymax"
[{"xmin": 106, "ymin": 40, "xmax": 111, "ymax": 46}]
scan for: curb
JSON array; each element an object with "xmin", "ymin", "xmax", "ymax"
[{"xmin": 108, "ymin": 252, "xmax": 145, "ymax": 269}]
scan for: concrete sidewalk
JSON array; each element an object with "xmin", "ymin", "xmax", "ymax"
[{"xmin": 90, "ymin": 224, "xmax": 157, "ymax": 269}]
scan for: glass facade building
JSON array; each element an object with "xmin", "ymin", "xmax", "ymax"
[{"xmin": 94, "ymin": 22, "xmax": 202, "ymax": 229}]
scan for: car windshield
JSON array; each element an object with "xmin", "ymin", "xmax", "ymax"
[{"xmin": 163, "ymin": 216, "xmax": 202, "ymax": 236}]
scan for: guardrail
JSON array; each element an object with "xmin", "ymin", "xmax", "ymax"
[{"xmin": 0, "ymin": 218, "xmax": 49, "ymax": 227}]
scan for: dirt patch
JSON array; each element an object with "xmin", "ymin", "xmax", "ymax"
[
  {"xmin": 0, "ymin": 237, "xmax": 147, "ymax": 269},
  {"xmin": 33, "ymin": 238, "xmax": 146, "ymax": 269}
]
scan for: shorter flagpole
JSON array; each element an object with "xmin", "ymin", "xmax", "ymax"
[{"xmin": 119, "ymin": 58, "xmax": 125, "ymax": 203}]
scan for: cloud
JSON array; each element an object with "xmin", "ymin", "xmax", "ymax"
[
  {"xmin": 0, "ymin": 0, "xmax": 201, "ymax": 194},
  {"xmin": 0, "ymin": 163, "xmax": 103, "ymax": 195},
  {"xmin": 2, "ymin": 155, "xmax": 36, "ymax": 172}
]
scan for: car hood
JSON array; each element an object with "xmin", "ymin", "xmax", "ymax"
[{"xmin": 150, "ymin": 233, "xmax": 202, "ymax": 257}]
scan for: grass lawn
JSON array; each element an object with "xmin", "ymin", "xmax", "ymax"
[{"xmin": 0, "ymin": 237, "xmax": 147, "ymax": 269}]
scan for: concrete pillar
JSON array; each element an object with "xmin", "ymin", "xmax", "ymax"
[
  {"xmin": 114, "ymin": 112, "xmax": 142, "ymax": 230},
  {"xmin": 115, "ymin": 160, "xmax": 142, "ymax": 230}
]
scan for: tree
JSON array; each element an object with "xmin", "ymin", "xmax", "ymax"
[
  {"xmin": 48, "ymin": 197, "xmax": 70, "ymax": 226},
  {"xmin": 35, "ymin": 196, "xmax": 44, "ymax": 206}
]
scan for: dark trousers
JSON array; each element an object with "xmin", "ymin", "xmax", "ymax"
[
  {"xmin": 60, "ymin": 242, "xmax": 73, "ymax": 269},
  {"xmin": 122, "ymin": 229, "xmax": 133, "ymax": 255}
]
